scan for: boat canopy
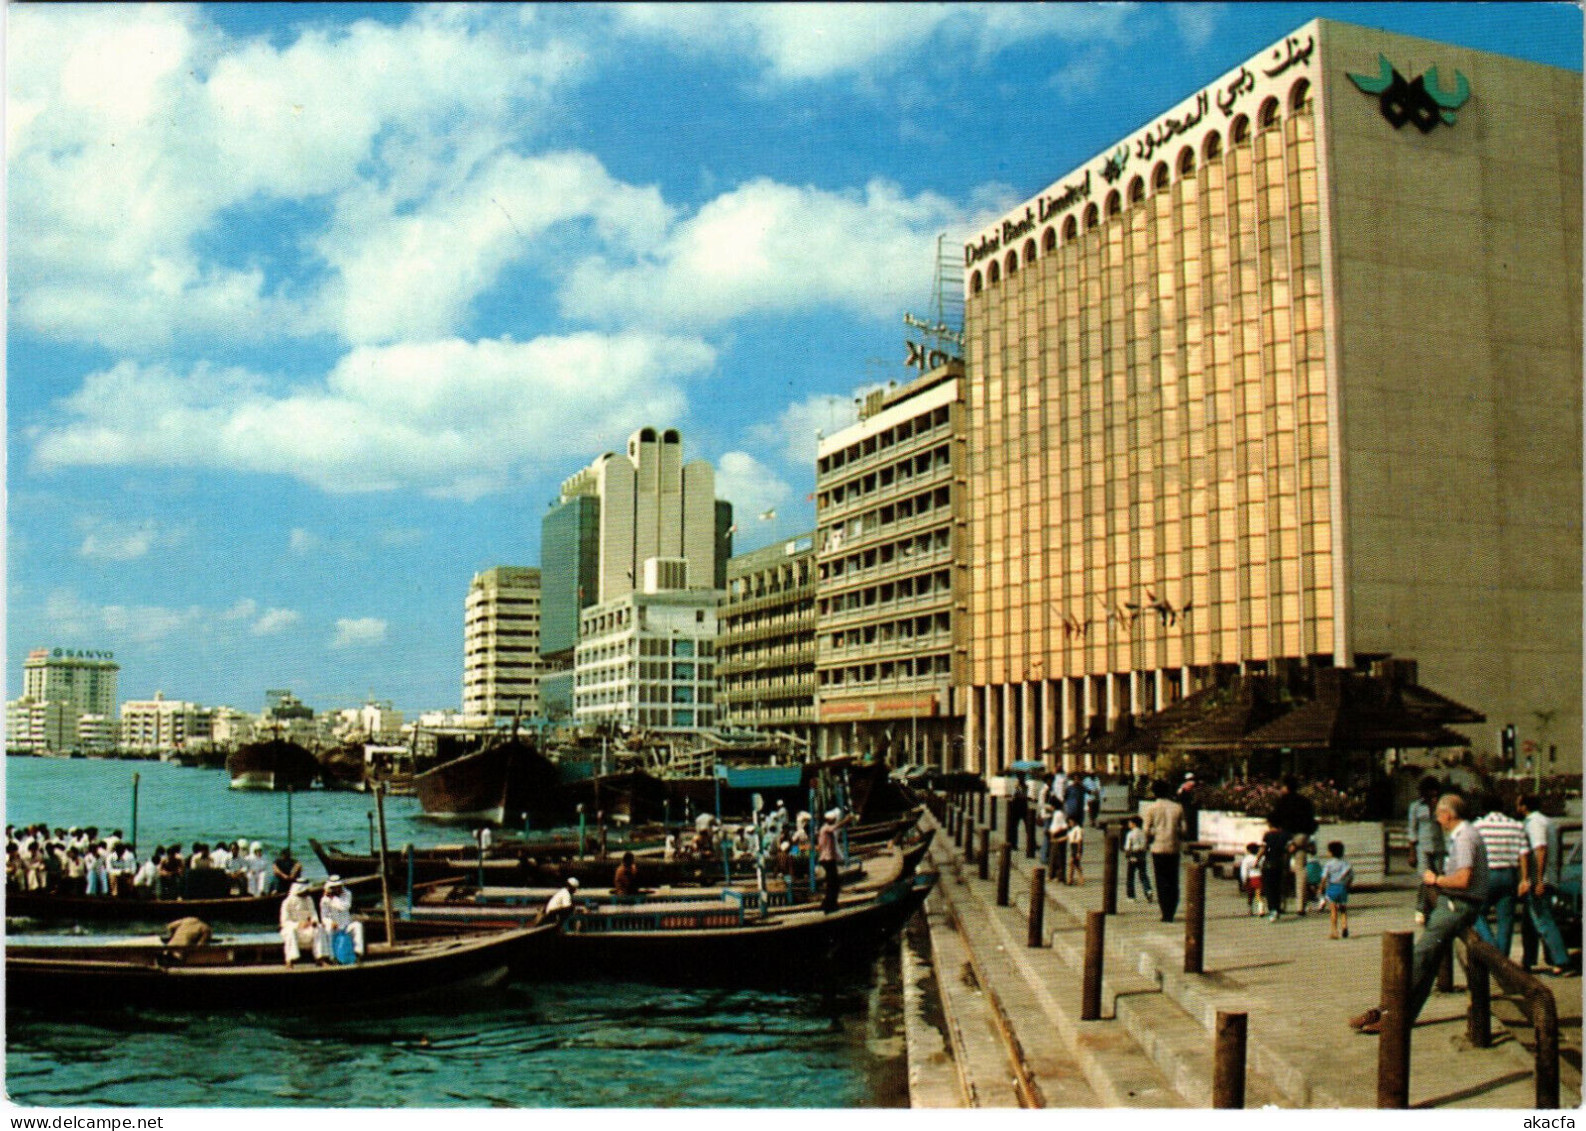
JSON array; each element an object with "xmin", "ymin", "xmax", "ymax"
[{"xmin": 713, "ymin": 764, "xmax": 803, "ymax": 790}]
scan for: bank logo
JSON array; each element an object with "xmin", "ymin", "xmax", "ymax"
[{"xmin": 1348, "ymin": 54, "xmax": 1470, "ymax": 133}]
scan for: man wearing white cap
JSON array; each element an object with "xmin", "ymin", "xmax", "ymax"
[
  {"xmin": 279, "ymin": 879, "xmax": 319, "ymax": 966},
  {"xmin": 543, "ymin": 876, "xmax": 579, "ymax": 919},
  {"xmin": 817, "ymin": 808, "xmax": 854, "ymax": 913},
  {"xmin": 318, "ymin": 875, "xmax": 364, "ymax": 964},
  {"xmin": 244, "ymin": 842, "xmax": 269, "ymax": 897}
]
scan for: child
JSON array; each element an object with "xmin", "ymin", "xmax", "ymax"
[
  {"xmin": 1067, "ymin": 821, "xmax": 1084, "ymax": 885},
  {"xmin": 1124, "ymin": 816, "xmax": 1153, "ymax": 902},
  {"xmin": 1238, "ymin": 842, "xmax": 1264, "ymax": 916},
  {"xmin": 1259, "ymin": 818, "xmax": 1289, "ymax": 922},
  {"xmin": 1320, "ymin": 840, "xmax": 1353, "ymax": 939},
  {"xmin": 1304, "ymin": 840, "xmax": 1324, "ymax": 910}
]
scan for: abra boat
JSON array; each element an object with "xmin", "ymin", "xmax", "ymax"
[
  {"xmin": 6, "ymin": 923, "xmax": 556, "ymax": 1010},
  {"xmin": 4, "ymin": 877, "xmax": 378, "ymax": 926},
  {"xmin": 412, "ymin": 735, "xmax": 565, "ymax": 825},
  {"xmin": 225, "ymin": 737, "xmax": 320, "ymax": 791}
]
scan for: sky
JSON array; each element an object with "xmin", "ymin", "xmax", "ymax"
[{"xmin": 7, "ymin": 2, "xmax": 1581, "ymax": 717}]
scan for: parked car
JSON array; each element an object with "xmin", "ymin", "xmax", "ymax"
[{"xmin": 1550, "ymin": 839, "xmax": 1581, "ymax": 955}]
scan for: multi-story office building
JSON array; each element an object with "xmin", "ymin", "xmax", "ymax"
[
  {"xmin": 5, "ymin": 697, "xmax": 75, "ymax": 753},
  {"xmin": 814, "ymin": 363, "xmax": 969, "ymax": 766},
  {"xmin": 120, "ymin": 692, "xmax": 214, "ymax": 755},
  {"xmin": 21, "ymin": 645, "xmax": 118, "ymax": 725},
  {"xmin": 573, "ymin": 581, "xmax": 720, "ymax": 734},
  {"xmin": 716, "ymin": 534, "xmax": 818, "ymax": 744},
  {"xmin": 960, "ymin": 21, "xmax": 1581, "ymax": 772},
  {"xmin": 462, "ymin": 566, "xmax": 543, "ymax": 721},
  {"xmin": 548, "ymin": 427, "xmax": 731, "ymax": 732}
]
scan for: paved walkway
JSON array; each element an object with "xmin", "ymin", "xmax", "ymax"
[{"xmin": 916, "ymin": 802, "xmax": 1581, "ymax": 1109}]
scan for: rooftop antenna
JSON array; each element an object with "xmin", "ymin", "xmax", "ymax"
[{"xmin": 902, "ymin": 233, "xmax": 966, "ymax": 374}]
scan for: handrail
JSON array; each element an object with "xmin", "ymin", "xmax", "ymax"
[{"xmin": 1459, "ymin": 929, "xmax": 1561, "ymax": 1108}]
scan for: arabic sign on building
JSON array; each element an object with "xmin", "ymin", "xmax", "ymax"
[
  {"xmin": 818, "ymin": 694, "xmax": 939, "ymax": 721},
  {"xmin": 1347, "ymin": 55, "xmax": 1471, "ymax": 132},
  {"xmin": 964, "ymin": 24, "xmax": 1318, "ymax": 271}
]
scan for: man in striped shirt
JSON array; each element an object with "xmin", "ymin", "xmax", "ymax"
[{"xmin": 1473, "ymin": 795, "xmax": 1530, "ymax": 960}]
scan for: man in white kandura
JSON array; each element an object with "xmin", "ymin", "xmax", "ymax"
[
  {"xmin": 318, "ymin": 875, "xmax": 364, "ymax": 963},
  {"xmin": 279, "ymin": 879, "xmax": 319, "ymax": 966}
]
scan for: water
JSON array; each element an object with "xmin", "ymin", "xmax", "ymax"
[{"xmin": 4, "ymin": 756, "xmax": 910, "ymax": 1108}]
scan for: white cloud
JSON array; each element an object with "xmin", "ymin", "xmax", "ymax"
[
  {"xmin": 715, "ymin": 451, "xmax": 793, "ymax": 524},
  {"xmin": 7, "ymin": 5, "xmax": 588, "ymax": 349},
  {"xmin": 288, "ymin": 529, "xmax": 319, "ymax": 555},
  {"xmin": 221, "ymin": 598, "xmax": 259, "ymax": 621},
  {"xmin": 251, "ymin": 608, "xmax": 301, "ymax": 636},
  {"xmin": 613, "ymin": 4, "xmax": 1150, "ymax": 83},
  {"xmin": 750, "ymin": 391, "xmax": 868, "ymax": 469},
  {"xmin": 562, "ymin": 178, "xmax": 972, "ymax": 329},
  {"xmin": 331, "ymin": 617, "xmax": 387, "ymax": 649},
  {"xmin": 31, "ymin": 334, "xmax": 716, "ymax": 498},
  {"xmin": 77, "ymin": 518, "xmax": 184, "ymax": 561}
]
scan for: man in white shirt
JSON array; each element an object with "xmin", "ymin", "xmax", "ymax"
[
  {"xmin": 543, "ymin": 876, "xmax": 579, "ymax": 918},
  {"xmin": 1516, "ymin": 794, "xmax": 1573, "ymax": 974},
  {"xmin": 279, "ymin": 879, "xmax": 319, "ymax": 966},
  {"xmin": 318, "ymin": 875, "xmax": 364, "ymax": 963}
]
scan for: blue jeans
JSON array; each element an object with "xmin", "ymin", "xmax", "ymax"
[
  {"xmin": 1409, "ymin": 896, "xmax": 1479, "ymax": 1023},
  {"xmin": 1473, "ymin": 867, "xmax": 1517, "ymax": 957},
  {"xmin": 1125, "ymin": 853, "xmax": 1152, "ymax": 899},
  {"xmin": 1520, "ymin": 889, "xmax": 1571, "ymax": 969}
]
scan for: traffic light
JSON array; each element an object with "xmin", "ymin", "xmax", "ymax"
[{"xmin": 1501, "ymin": 723, "xmax": 1517, "ymax": 765}]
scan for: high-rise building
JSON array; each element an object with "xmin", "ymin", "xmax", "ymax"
[
  {"xmin": 717, "ymin": 534, "xmax": 818, "ymax": 744},
  {"xmin": 545, "ymin": 427, "xmax": 730, "ymax": 733},
  {"xmin": 462, "ymin": 566, "xmax": 543, "ymax": 721},
  {"xmin": 22, "ymin": 647, "xmax": 119, "ymax": 718},
  {"xmin": 573, "ymin": 586, "xmax": 720, "ymax": 733},
  {"xmin": 814, "ymin": 363, "xmax": 969, "ymax": 766},
  {"xmin": 960, "ymin": 20, "xmax": 1581, "ymax": 772}
]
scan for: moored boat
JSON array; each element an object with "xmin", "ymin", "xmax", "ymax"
[
  {"xmin": 5, "ymin": 923, "xmax": 556, "ymax": 1010},
  {"xmin": 412, "ymin": 736, "xmax": 565, "ymax": 825},
  {"xmin": 225, "ymin": 737, "xmax": 319, "ymax": 792},
  {"xmin": 4, "ymin": 876, "xmax": 379, "ymax": 926}
]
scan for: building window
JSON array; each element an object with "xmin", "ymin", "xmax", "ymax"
[
  {"xmin": 1258, "ymin": 96, "xmax": 1280, "ymax": 130},
  {"xmin": 1177, "ymin": 146, "xmax": 1196, "ymax": 177},
  {"xmin": 1004, "ymin": 250, "xmax": 1018, "ymax": 275},
  {"xmin": 1231, "ymin": 114, "xmax": 1250, "ymax": 144},
  {"xmin": 1127, "ymin": 175, "xmax": 1145, "ymax": 204},
  {"xmin": 988, "ymin": 260, "xmax": 1001, "ymax": 284},
  {"xmin": 1203, "ymin": 131, "xmax": 1222, "ymax": 161},
  {"xmin": 1083, "ymin": 203, "xmax": 1098, "ymax": 229},
  {"xmin": 970, "ymin": 270, "xmax": 983, "ymax": 293},
  {"xmin": 1105, "ymin": 189, "xmax": 1121, "ymax": 216},
  {"xmin": 1153, "ymin": 161, "xmax": 1169, "ymax": 191},
  {"xmin": 1289, "ymin": 77, "xmax": 1311, "ymax": 113},
  {"xmin": 1062, "ymin": 215, "xmax": 1077, "ymax": 243},
  {"xmin": 1042, "ymin": 227, "xmax": 1057, "ymax": 252}
]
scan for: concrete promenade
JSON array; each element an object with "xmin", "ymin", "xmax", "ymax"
[{"xmin": 912, "ymin": 802, "xmax": 1581, "ymax": 1109}]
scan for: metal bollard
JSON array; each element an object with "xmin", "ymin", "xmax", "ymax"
[
  {"xmin": 977, "ymin": 790, "xmax": 986, "ymax": 825},
  {"xmin": 978, "ymin": 828, "xmax": 990, "ymax": 881},
  {"xmin": 1102, "ymin": 828, "xmax": 1120, "ymax": 916},
  {"xmin": 1081, "ymin": 910, "xmax": 1105, "ymax": 1020},
  {"xmin": 1467, "ymin": 952, "xmax": 1491, "ymax": 1048},
  {"xmin": 1024, "ymin": 813, "xmax": 1038, "ymax": 860},
  {"xmin": 1026, "ymin": 866, "xmax": 1046, "ymax": 948},
  {"xmin": 1184, "ymin": 863, "xmax": 1207, "ymax": 974},
  {"xmin": 963, "ymin": 816, "xmax": 976, "ymax": 863},
  {"xmin": 988, "ymin": 794, "xmax": 998, "ymax": 832},
  {"xmin": 1377, "ymin": 930, "xmax": 1414, "ymax": 1108},
  {"xmin": 1213, "ymin": 1011, "xmax": 1248, "ymax": 1108},
  {"xmin": 996, "ymin": 843, "xmax": 1012, "ymax": 907}
]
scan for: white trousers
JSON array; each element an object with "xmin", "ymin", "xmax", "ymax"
[{"xmin": 281, "ymin": 924, "xmax": 319, "ymax": 963}]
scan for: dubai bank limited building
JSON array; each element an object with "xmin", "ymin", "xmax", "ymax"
[{"xmin": 959, "ymin": 20, "xmax": 1581, "ymax": 774}]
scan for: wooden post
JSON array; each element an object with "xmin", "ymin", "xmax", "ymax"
[
  {"xmin": 988, "ymin": 793, "xmax": 997, "ymax": 832},
  {"xmin": 373, "ymin": 781, "xmax": 396, "ymax": 951},
  {"xmin": 1534, "ymin": 989, "xmax": 1560, "ymax": 1109},
  {"xmin": 1026, "ymin": 866, "xmax": 1046, "ymax": 947},
  {"xmin": 1467, "ymin": 949, "xmax": 1491, "ymax": 1048},
  {"xmin": 1081, "ymin": 910, "xmax": 1105, "ymax": 1020},
  {"xmin": 1213, "ymin": 1011, "xmax": 1249, "ymax": 1108},
  {"xmin": 978, "ymin": 828, "xmax": 990, "ymax": 880},
  {"xmin": 1102, "ymin": 827, "xmax": 1120, "ymax": 916},
  {"xmin": 1184, "ymin": 863, "xmax": 1207, "ymax": 974},
  {"xmin": 130, "ymin": 772, "xmax": 140, "ymax": 852},
  {"xmin": 996, "ymin": 842, "xmax": 1012, "ymax": 907},
  {"xmin": 977, "ymin": 790, "xmax": 986, "ymax": 824},
  {"xmin": 963, "ymin": 816, "xmax": 976, "ymax": 863},
  {"xmin": 1377, "ymin": 930, "xmax": 1414, "ymax": 1109}
]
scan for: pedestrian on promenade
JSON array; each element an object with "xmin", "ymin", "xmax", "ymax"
[
  {"xmin": 1320, "ymin": 840, "xmax": 1353, "ymax": 939},
  {"xmin": 1515, "ymin": 794, "xmax": 1575, "ymax": 975},
  {"xmin": 1406, "ymin": 775, "xmax": 1444, "ymax": 926},
  {"xmin": 1238, "ymin": 843, "xmax": 1263, "ymax": 915},
  {"xmin": 1007, "ymin": 776, "xmax": 1029, "ymax": 852},
  {"xmin": 1472, "ymin": 794, "xmax": 1529, "ymax": 959},
  {"xmin": 1047, "ymin": 805, "xmax": 1071, "ymax": 885},
  {"xmin": 1259, "ymin": 817, "xmax": 1289, "ymax": 923},
  {"xmin": 1068, "ymin": 822, "xmax": 1085, "ymax": 885},
  {"xmin": 1176, "ymin": 772, "xmax": 1199, "ymax": 842},
  {"xmin": 1269, "ymin": 777, "xmax": 1318, "ymax": 914},
  {"xmin": 1351, "ymin": 794, "xmax": 1487, "ymax": 1034},
  {"xmin": 1124, "ymin": 817, "xmax": 1153, "ymax": 903},
  {"xmin": 1142, "ymin": 780, "xmax": 1186, "ymax": 923}
]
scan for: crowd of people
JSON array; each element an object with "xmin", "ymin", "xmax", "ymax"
[{"xmin": 5, "ymin": 823, "xmax": 304, "ymax": 901}]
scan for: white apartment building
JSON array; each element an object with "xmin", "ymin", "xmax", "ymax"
[
  {"xmin": 12, "ymin": 647, "xmax": 120, "ymax": 752},
  {"xmin": 462, "ymin": 566, "xmax": 543, "ymax": 721},
  {"xmin": 120, "ymin": 692, "xmax": 214, "ymax": 754},
  {"xmin": 6, "ymin": 697, "xmax": 75, "ymax": 753},
  {"xmin": 573, "ymin": 580, "xmax": 721, "ymax": 733}
]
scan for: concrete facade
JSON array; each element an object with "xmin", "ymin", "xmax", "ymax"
[
  {"xmin": 814, "ymin": 363, "xmax": 969, "ymax": 768},
  {"xmin": 960, "ymin": 20, "xmax": 1581, "ymax": 774},
  {"xmin": 462, "ymin": 566, "xmax": 543, "ymax": 721},
  {"xmin": 716, "ymin": 534, "xmax": 818, "ymax": 744},
  {"xmin": 573, "ymin": 587, "xmax": 720, "ymax": 733}
]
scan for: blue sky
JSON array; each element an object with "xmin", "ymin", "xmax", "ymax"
[{"xmin": 7, "ymin": 3, "xmax": 1580, "ymax": 716}]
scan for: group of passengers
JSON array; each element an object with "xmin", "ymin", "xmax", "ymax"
[
  {"xmin": 4, "ymin": 824, "xmax": 275, "ymax": 900},
  {"xmin": 668, "ymin": 801, "xmax": 816, "ymax": 872}
]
